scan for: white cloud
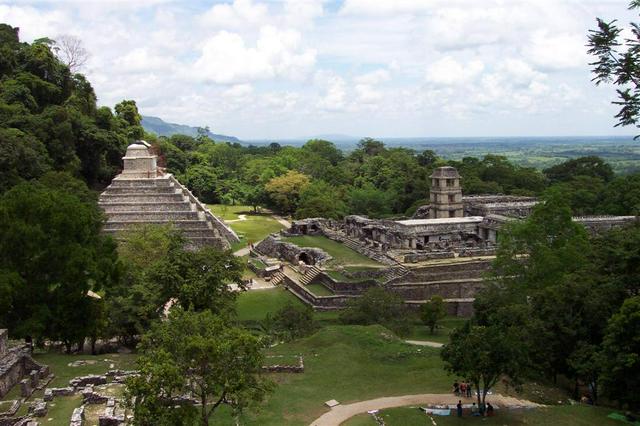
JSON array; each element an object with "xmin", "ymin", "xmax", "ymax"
[
  {"xmin": 524, "ymin": 31, "xmax": 590, "ymax": 70},
  {"xmin": 425, "ymin": 57, "xmax": 484, "ymax": 85},
  {"xmin": 354, "ymin": 69, "xmax": 390, "ymax": 85},
  {"xmin": 114, "ymin": 48, "xmax": 176, "ymax": 73},
  {"xmin": 0, "ymin": 0, "xmax": 633, "ymax": 137},
  {"xmin": 316, "ymin": 73, "xmax": 347, "ymax": 111},
  {"xmin": 193, "ymin": 26, "xmax": 316, "ymax": 84},
  {"xmin": 199, "ymin": 0, "xmax": 269, "ymax": 29}
]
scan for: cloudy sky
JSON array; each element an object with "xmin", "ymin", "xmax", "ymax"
[{"xmin": 0, "ymin": 0, "xmax": 637, "ymax": 139}]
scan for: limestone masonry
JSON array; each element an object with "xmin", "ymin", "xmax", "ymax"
[
  {"xmin": 99, "ymin": 142, "xmax": 239, "ymax": 250},
  {"xmin": 264, "ymin": 166, "xmax": 638, "ymax": 316}
]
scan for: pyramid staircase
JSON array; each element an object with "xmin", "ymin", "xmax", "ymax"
[{"xmin": 99, "ymin": 175, "xmax": 238, "ymax": 250}]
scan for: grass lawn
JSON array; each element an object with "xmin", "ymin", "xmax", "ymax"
[
  {"xmin": 305, "ymin": 283, "xmax": 334, "ymax": 296},
  {"xmin": 283, "ymin": 235, "xmax": 381, "ymax": 267},
  {"xmin": 235, "ymin": 288, "xmax": 304, "ymax": 322},
  {"xmin": 405, "ymin": 317, "xmax": 468, "ymax": 344},
  {"xmin": 208, "ymin": 204, "xmax": 256, "ymax": 221},
  {"xmin": 207, "ymin": 204, "xmax": 285, "ymax": 251},
  {"xmin": 343, "ymin": 405, "xmax": 626, "ymax": 426},
  {"xmin": 224, "ymin": 325, "xmax": 450, "ymax": 426},
  {"xmin": 230, "ymin": 215, "xmax": 285, "ymax": 251}
]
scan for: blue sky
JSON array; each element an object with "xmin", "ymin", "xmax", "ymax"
[{"xmin": 0, "ymin": 0, "xmax": 637, "ymax": 139}]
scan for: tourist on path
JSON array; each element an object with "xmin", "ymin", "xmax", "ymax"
[
  {"xmin": 453, "ymin": 380, "xmax": 460, "ymax": 396},
  {"xmin": 457, "ymin": 400, "xmax": 463, "ymax": 417},
  {"xmin": 466, "ymin": 382, "xmax": 472, "ymax": 398},
  {"xmin": 460, "ymin": 382, "xmax": 466, "ymax": 397}
]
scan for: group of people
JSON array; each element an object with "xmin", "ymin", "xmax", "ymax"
[
  {"xmin": 453, "ymin": 380, "xmax": 474, "ymax": 398},
  {"xmin": 455, "ymin": 400, "xmax": 494, "ymax": 417},
  {"xmin": 453, "ymin": 380, "xmax": 495, "ymax": 417}
]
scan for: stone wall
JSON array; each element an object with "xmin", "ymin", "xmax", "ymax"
[
  {"xmin": 316, "ymin": 273, "xmax": 379, "ymax": 295},
  {"xmin": 387, "ymin": 260, "xmax": 492, "ymax": 285},
  {"xmin": 389, "ymin": 279, "xmax": 486, "ymax": 301},
  {"xmin": 0, "ymin": 330, "xmax": 6, "ymax": 356},
  {"xmin": 284, "ymin": 276, "xmax": 357, "ymax": 309},
  {"xmin": 255, "ymin": 235, "xmax": 332, "ymax": 266},
  {"xmin": 0, "ymin": 345, "xmax": 47, "ymax": 399}
]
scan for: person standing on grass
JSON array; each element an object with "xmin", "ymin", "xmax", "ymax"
[
  {"xmin": 466, "ymin": 381, "xmax": 472, "ymax": 398},
  {"xmin": 457, "ymin": 400, "xmax": 463, "ymax": 417}
]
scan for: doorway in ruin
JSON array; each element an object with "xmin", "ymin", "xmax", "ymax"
[{"xmin": 298, "ymin": 252, "xmax": 313, "ymax": 265}]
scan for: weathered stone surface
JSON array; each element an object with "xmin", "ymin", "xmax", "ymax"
[
  {"xmin": 0, "ymin": 334, "xmax": 48, "ymax": 399},
  {"xmin": 255, "ymin": 235, "xmax": 331, "ymax": 266},
  {"xmin": 19, "ymin": 379, "xmax": 31, "ymax": 398},
  {"xmin": 69, "ymin": 375, "xmax": 107, "ymax": 388},
  {"xmin": 70, "ymin": 406, "xmax": 84, "ymax": 426},
  {"xmin": 0, "ymin": 330, "xmax": 7, "ymax": 356},
  {"xmin": 49, "ymin": 387, "xmax": 74, "ymax": 397},
  {"xmin": 262, "ymin": 356, "xmax": 304, "ymax": 373},
  {"xmin": 29, "ymin": 400, "xmax": 47, "ymax": 417}
]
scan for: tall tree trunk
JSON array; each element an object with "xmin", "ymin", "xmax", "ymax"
[{"xmin": 201, "ymin": 393, "xmax": 208, "ymax": 426}]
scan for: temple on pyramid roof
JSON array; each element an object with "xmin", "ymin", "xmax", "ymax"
[{"xmin": 99, "ymin": 142, "xmax": 239, "ymax": 250}]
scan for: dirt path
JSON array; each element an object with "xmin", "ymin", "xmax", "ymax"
[
  {"xmin": 225, "ymin": 214, "xmax": 247, "ymax": 223},
  {"xmin": 309, "ymin": 393, "xmax": 541, "ymax": 426},
  {"xmin": 404, "ymin": 340, "xmax": 444, "ymax": 348},
  {"xmin": 273, "ymin": 215, "xmax": 291, "ymax": 228},
  {"xmin": 233, "ymin": 247, "xmax": 250, "ymax": 256}
]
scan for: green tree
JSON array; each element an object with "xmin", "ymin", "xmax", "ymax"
[
  {"xmin": 340, "ymin": 287, "xmax": 411, "ymax": 336},
  {"xmin": 347, "ymin": 184, "xmax": 392, "ymax": 218},
  {"xmin": 544, "ymin": 156, "xmax": 614, "ymax": 184},
  {"xmin": 272, "ymin": 302, "xmax": 316, "ymax": 341},
  {"xmin": 295, "ymin": 180, "xmax": 347, "ymax": 219},
  {"xmin": 0, "ymin": 179, "xmax": 119, "ymax": 349},
  {"xmin": 588, "ymin": 2, "xmax": 640, "ymax": 134},
  {"xmin": 441, "ymin": 323, "xmax": 529, "ymax": 409},
  {"xmin": 599, "ymin": 296, "xmax": 640, "ymax": 411},
  {"xmin": 421, "ymin": 295, "xmax": 446, "ymax": 334},
  {"xmin": 265, "ymin": 170, "xmax": 310, "ymax": 214},
  {"xmin": 0, "ymin": 128, "xmax": 51, "ymax": 192},
  {"xmin": 127, "ymin": 308, "xmax": 272, "ymax": 426}
]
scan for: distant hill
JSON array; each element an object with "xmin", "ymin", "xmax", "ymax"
[{"xmin": 141, "ymin": 115, "xmax": 241, "ymax": 143}]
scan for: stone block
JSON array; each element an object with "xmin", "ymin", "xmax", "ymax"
[
  {"xmin": 29, "ymin": 399, "xmax": 47, "ymax": 417},
  {"xmin": 20, "ymin": 378, "xmax": 32, "ymax": 397},
  {"xmin": 70, "ymin": 406, "xmax": 85, "ymax": 426},
  {"xmin": 43, "ymin": 388, "xmax": 53, "ymax": 401},
  {"xmin": 325, "ymin": 399, "xmax": 340, "ymax": 407},
  {"xmin": 0, "ymin": 329, "xmax": 7, "ymax": 356},
  {"xmin": 50, "ymin": 387, "xmax": 74, "ymax": 396},
  {"xmin": 29, "ymin": 369, "xmax": 39, "ymax": 387},
  {"xmin": 69, "ymin": 375, "xmax": 107, "ymax": 388}
]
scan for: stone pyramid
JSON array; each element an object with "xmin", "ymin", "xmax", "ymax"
[{"xmin": 99, "ymin": 142, "xmax": 239, "ymax": 250}]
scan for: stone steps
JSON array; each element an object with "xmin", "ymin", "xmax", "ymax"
[
  {"xmin": 103, "ymin": 220, "xmax": 212, "ymax": 231},
  {"xmin": 99, "ymin": 193, "xmax": 186, "ymax": 203},
  {"xmin": 299, "ymin": 266, "xmax": 321, "ymax": 285},
  {"xmin": 105, "ymin": 211, "xmax": 201, "ymax": 221},
  {"xmin": 102, "ymin": 186, "xmax": 179, "ymax": 194},
  {"xmin": 271, "ymin": 271, "xmax": 285, "ymax": 285},
  {"xmin": 108, "ymin": 179, "xmax": 173, "ymax": 187},
  {"xmin": 99, "ymin": 202, "xmax": 194, "ymax": 212}
]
